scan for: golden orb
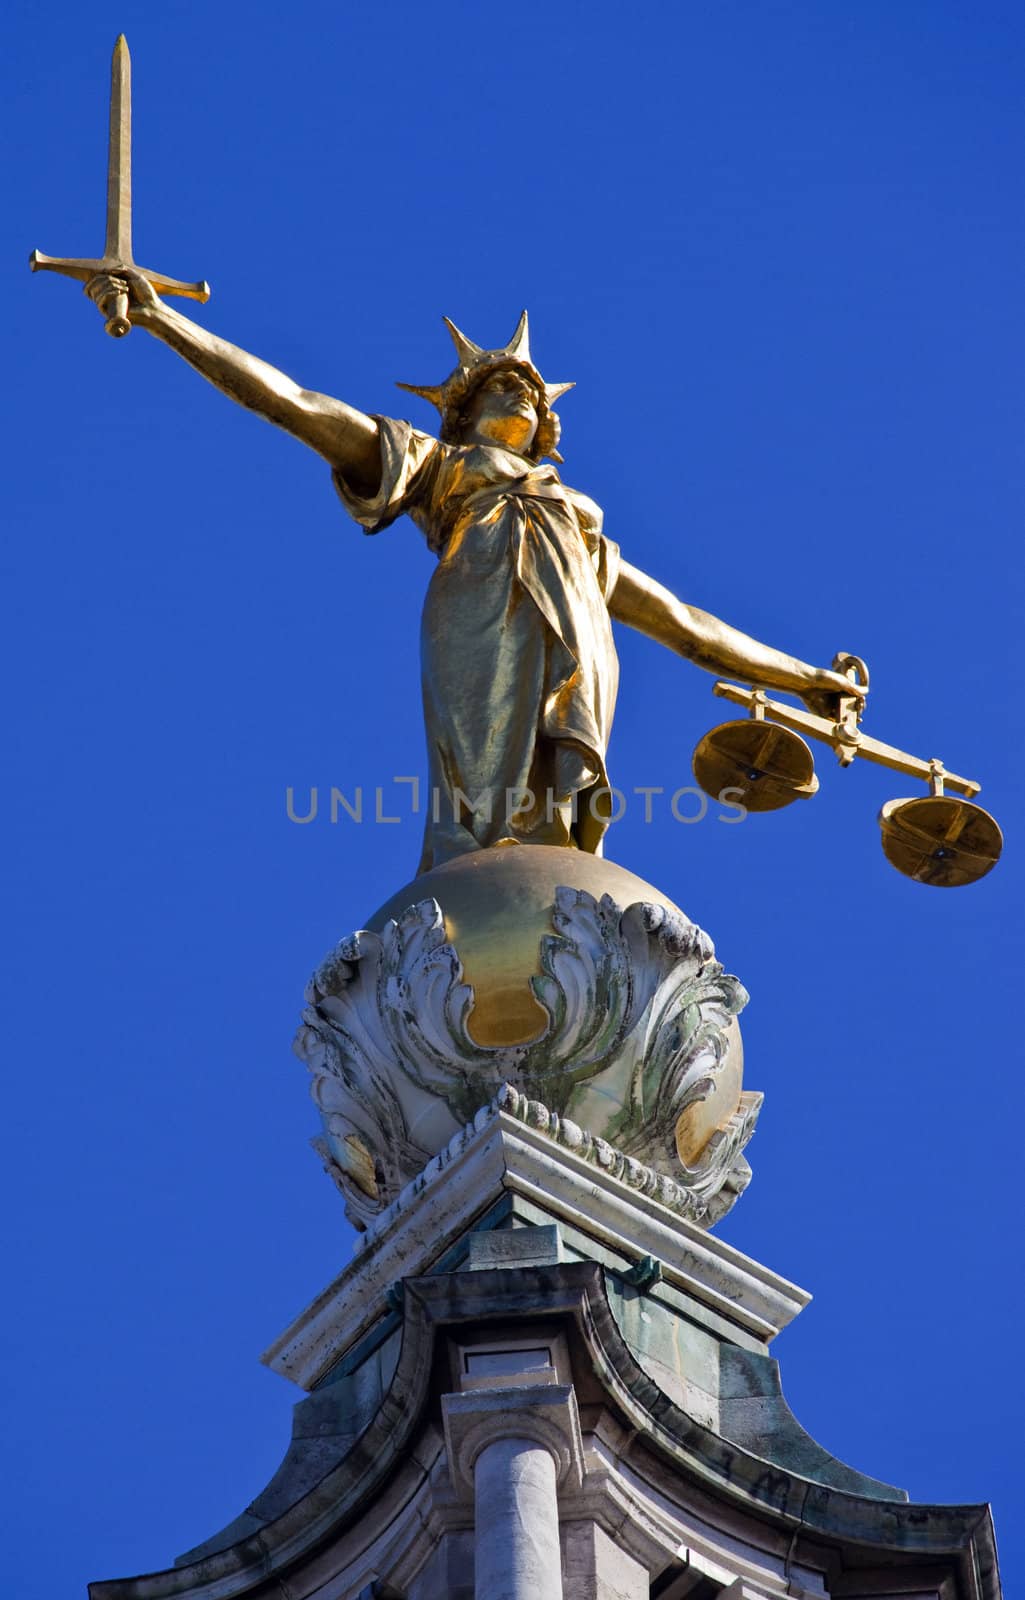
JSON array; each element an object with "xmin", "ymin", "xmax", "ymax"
[{"xmin": 368, "ymin": 844, "xmax": 743, "ymax": 1167}]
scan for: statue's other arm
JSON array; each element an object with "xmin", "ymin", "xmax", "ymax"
[
  {"xmin": 609, "ymin": 559, "xmax": 862, "ymax": 716},
  {"xmin": 86, "ymin": 272, "xmax": 381, "ymax": 496}
]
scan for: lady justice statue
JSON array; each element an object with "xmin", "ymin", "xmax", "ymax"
[
  {"xmin": 85, "ymin": 274, "xmax": 859, "ymax": 874},
  {"xmin": 37, "ymin": 37, "xmax": 872, "ymax": 1216},
  {"xmin": 78, "ymin": 270, "xmax": 865, "ymax": 1206}
]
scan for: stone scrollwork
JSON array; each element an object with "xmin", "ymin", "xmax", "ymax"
[{"xmin": 294, "ymin": 889, "xmax": 756, "ymax": 1230}]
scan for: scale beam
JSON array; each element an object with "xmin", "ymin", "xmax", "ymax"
[
  {"xmin": 712, "ymin": 680, "xmax": 981, "ymax": 798},
  {"xmin": 29, "ymin": 35, "xmax": 210, "ymax": 335},
  {"xmin": 693, "ymin": 674, "xmax": 999, "ymax": 885}
]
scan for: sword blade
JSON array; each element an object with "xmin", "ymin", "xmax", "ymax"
[{"xmin": 104, "ymin": 35, "xmax": 132, "ymax": 263}]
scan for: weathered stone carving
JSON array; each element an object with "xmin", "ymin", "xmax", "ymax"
[
  {"xmin": 493, "ymin": 1083, "xmax": 761, "ymax": 1230},
  {"xmin": 295, "ymin": 887, "xmax": 755, "ymax": 1229}
]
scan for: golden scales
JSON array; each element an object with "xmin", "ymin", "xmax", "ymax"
[{"xmin": 693, "ymin": 654, "xmax": 1002, "ymax": 887}]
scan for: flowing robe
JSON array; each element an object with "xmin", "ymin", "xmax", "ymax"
[{"xmin": 334, "ymin": 418, "xmax": 620, "ymax": 872}]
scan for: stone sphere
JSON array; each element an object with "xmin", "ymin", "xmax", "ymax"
[{"xmin": 367, "ymin": 843, "xmax": 743, "ymax": 1166}]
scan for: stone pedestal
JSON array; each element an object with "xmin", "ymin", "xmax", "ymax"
[
  {"xmin": 86, "ymin": 854, "xmax": 1003, "ymax": 1600},
  {"xmin": 88, "ymin": 1097, "xmax": 1000, "ymax": 1600},
  {"xmin": 295, "ymin": 852, "xmax": 757, "ymax": 1232}
]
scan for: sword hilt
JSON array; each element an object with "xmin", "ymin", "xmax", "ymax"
[{"xmin": 102, "ymin": 288, "xmax": 132, "ymax": 338}]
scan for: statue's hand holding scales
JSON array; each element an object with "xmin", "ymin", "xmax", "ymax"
[{"xmin": 36, "ymin": 36, "xmax": 1000, "ymax": 886}]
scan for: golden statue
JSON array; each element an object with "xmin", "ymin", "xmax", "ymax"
[
  {"xmin": 29, "ymin": 36, "xmax": 1005, "ymax": 1253},
  {"xmin": 76, "ymin": 272, "xmax": 860, "ymax": 869},
  {"xmin": 35, "ymin": 38, "xmax": 1002, "ymax": 889}
]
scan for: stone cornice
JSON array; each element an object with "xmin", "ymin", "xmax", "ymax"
[
  {"xmin": 262, "ymin": 1089, "xmax": 809, "ymax": 1391},
  {"xmin": 91, "ymin": 1263, "xmax": 1000, "ymax": 1600}
]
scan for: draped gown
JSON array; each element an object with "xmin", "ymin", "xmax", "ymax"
[{"xmin": 334, "ymin": 418, "xmax": 621, "ymax": 873}]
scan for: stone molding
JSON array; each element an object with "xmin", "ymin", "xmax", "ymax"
[
  {"xmin": 262, "ymin": 1093, "xmax": 808, "ymax": 1390},
  {"xmin": 488, "ymin": 1082, "xmax": 762, "ymax": 1227},
  {"xmin": 295, "ymin": 888, "xmax": 752, "ymax": 1228}
]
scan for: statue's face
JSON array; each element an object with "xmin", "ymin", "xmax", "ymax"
[{"xmin": 462, "ymin": 368, "xmax": 539, "ymax": 452}]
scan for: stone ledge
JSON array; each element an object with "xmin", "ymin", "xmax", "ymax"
[{"xmin": 262, "ymin": 1087, "xmax": 809, "ymax": 1391}]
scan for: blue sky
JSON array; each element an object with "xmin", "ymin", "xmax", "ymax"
[{"xmin": 4, "ymin": 1, "xmax": 1023, "ymax": 1594}]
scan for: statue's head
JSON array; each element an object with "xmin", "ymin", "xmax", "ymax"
[{"xmin": 398, "ymin": 311, "xmax": 573, "ymax": 463}]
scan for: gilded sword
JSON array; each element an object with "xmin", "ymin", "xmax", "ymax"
[{"xmin": 30, "ymin": 35, "xmax": 210, "ymax": 336}]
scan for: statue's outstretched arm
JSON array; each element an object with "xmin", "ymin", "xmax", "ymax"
[
  {"xmin": 85, "ymin": 271, "xmax": 381, "ymax": 495},
  {"xmin": 609, "ymin": 559, "xmax": 861, "ymax": 716}
]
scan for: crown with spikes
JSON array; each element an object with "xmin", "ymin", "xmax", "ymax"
[{"xmin": 397, "ymin": 310, "xmax": 574, "ymax": 463}]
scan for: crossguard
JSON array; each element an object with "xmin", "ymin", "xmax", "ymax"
[{"xmin": 31, "ymin": 249, "xmax": 210, "ymax": 300}]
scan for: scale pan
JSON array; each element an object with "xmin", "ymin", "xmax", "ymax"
[
  {"xmin": 693, "ymin": 720, "xmax": 819, "ymax": 812},
  {"xmin": 878, "ymin": 795, "xmax": 1002, "ymax": 887}
]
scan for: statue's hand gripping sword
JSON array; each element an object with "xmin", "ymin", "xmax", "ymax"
[{"xmin": 30, "ymin": 35, "xmax": 209, "ymax": 336}]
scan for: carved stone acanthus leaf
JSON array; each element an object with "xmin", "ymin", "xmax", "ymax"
[{"xmin": 294, "ymin": 888, "xmax": 755, "ymax": 1230}]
